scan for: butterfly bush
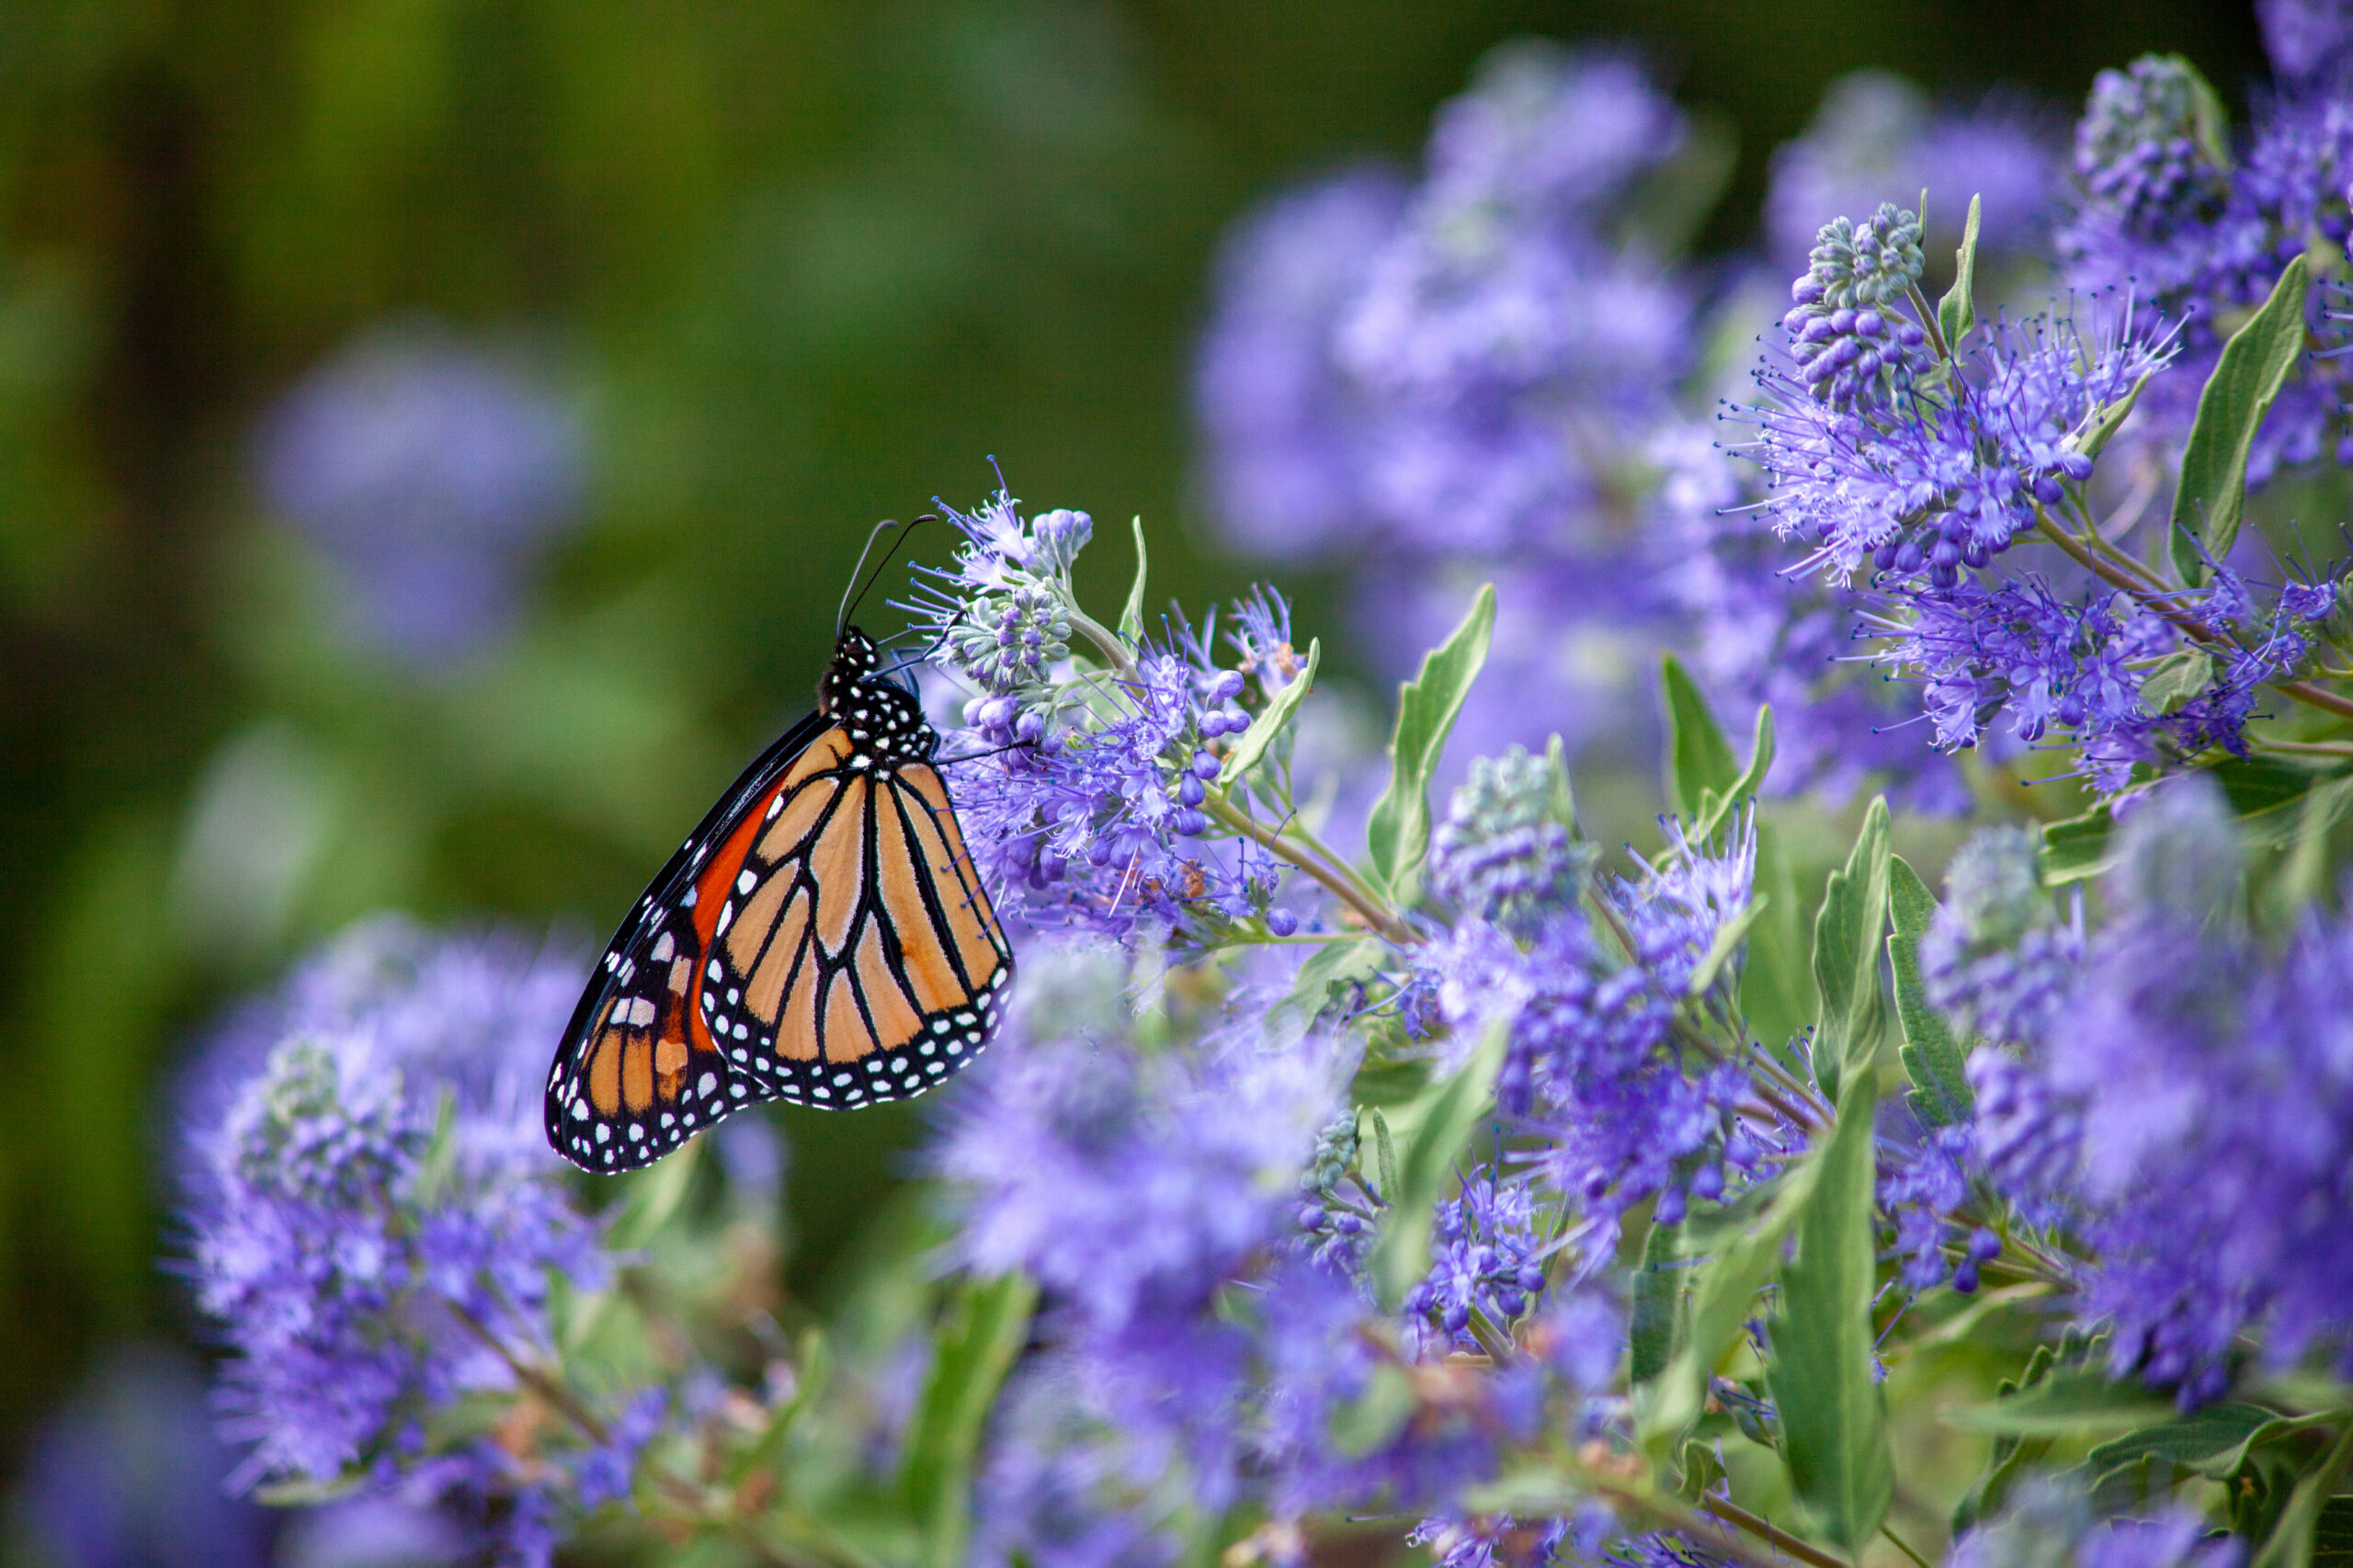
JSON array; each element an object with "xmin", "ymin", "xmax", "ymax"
[{"xmin": 184, "ymin": 22, "xmax": 2353, "ymax": 1568}]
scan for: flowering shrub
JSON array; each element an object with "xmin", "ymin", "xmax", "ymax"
[{"xmin": 178, "ymin": 23, "xmax": 2353, "ymax": 1568}]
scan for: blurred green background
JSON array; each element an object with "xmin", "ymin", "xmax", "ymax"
[{"xmin": 0, "ymin": 0, "xmax": 2267, "ymax": 1488}]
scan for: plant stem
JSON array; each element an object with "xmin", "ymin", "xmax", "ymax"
[
  {"xmin": 2033, "ymin": 514, "xmax": 2353, "ymax": 725},
  {"xmin": 2255, "ymin": 738, "xmax": 2353, "ymax": 760},
  {"xmin": 1881, "ymin": 1523, "xmax": 1934, "ymax": 1568},
  {"xmin": 1692, "ymin": 1493, "xmax": 1851, "ymax": 1568},
  {"xmin": 1205, "ymin": 793, "xmax": 1419, "ymax": 944}
]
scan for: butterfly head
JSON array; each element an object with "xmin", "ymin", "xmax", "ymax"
[{"xmin": 820, "ymin": 627, "xmax": 881, "ymax": 714}]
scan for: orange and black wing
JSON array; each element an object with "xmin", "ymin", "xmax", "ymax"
[
  {"xmin": 698, "ymin": 751, "xmax": 1012, "ymax": 1108},
  {"xmin": 546, "ymin": 710, "xmax": 832, "ymax": 1172}
]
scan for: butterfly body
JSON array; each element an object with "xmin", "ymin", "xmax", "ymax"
[{"xmin": 547, "ymin": 628, "xmax": 1012, "ymax": 1173}]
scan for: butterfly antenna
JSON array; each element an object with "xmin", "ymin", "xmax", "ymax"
[{"xmin": 838, "ymin": 514, "xmax": 935, "ymax": 635}]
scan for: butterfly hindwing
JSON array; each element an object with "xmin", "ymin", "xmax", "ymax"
[{"xmin": 546, "ymin": 901, "xmax": 743, "ymax": 1171}]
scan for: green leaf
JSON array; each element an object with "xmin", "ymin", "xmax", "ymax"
[
  {"xmin": 1887, "ymin": 856, "xmax": 1972, "ymax": 1127},
  {"xmin": 1744, "ymin": 820, "xmax": 1814, "ymax": 1051},
  {"xmin": 2040, "ymin": 806, "xmax": 2116, "ymax": 886},
  {"xmin": 2215, "ymin": 753, "xmax": 2353, "ymax": 848},
  {"xmin": 1370, "ymin": 1021, "xmax": 1505, "ymax": 1309},
  {"xmin": 1365, "ymin": 584, "xmax": 1495, "ymax": 904},
  {"xmin": 1943, "ymin": 1369, "xmax": 2174, "ymax": 1437},
  {"xmin": 1766, "ymin": 1069, "xmax": 1894, "ymax": 1552},
  {"xmin": 1691, "ymin": 705, "xmax": 1777, "ymax": 847},
  {"xmin": 1119, "ymin": 516, "xmax": 1148, "ymax": 643},
  {"xmin": 1220, "ymin": 638, "xmax": 1319, "ymax": 785},
  {"xmin": 2073, "ymin": 368, "xmax": 2156, "ymax": 463},
  {"xmin": 1938, "ymin": 193, "xmax": 1982, "ymax": 351},
  {"xmin": 1663, "ymin": 653, "xmax": 1739, "ymax": 821},
  {"xmin": 2253, "ymin": 1422, "xmax": 2353, "ymax": 1568},
  {"xmin": 1809, "ymin": 797, "xmax": 1893, "ymax": 1102},
  {"xmin": 1281, "ymin": 934, "xmax": 1383, "ymax": 1028},
  {"xmin": 1952, "ymin": 1371, "xmax": 2052, "ymax": 1533},
  {"xmin": 1329, "ymin": 1363, "xmax": 1416, "ymax": 1458},
  {"xmin": 2313, "ymin": 1497, "xmax": 2353, "ymax": 1568},
  {"xmin": 1630, "ymin": 1216, "xmax": 1683, "ymax": 1387},
  {"xmin": 602, "ymin": 1136, "xmax": 703, "ymax": 1251},
  {"xmin": 2086, "ymin": 1404, "xmax": 2279, "ymax": 1483},
  {"xmin": 1370, "ymin": 1108, "xmax": 1400, "ymax": 1208},
  {"xmin": 1639, "ymin": 1152, "xmax": 1826, "ymax": 1453},
  {"xmin": 1688, "ymin": 896, "xmax": 1768, "ymax": 1001},
  {"xmin": 2141, "ymin": 647, "xmax": 2220, "ymax": 715},
  {"xmin": 1677, "ymin": 1437, "xmax": 1729, "ymax": 1503},
  {"xmin": 1543, "ymin": 732, "xmax": 1578, "ymax": 837},
  {"xmin": 2170, "ymin": 256, "xmax": 2312, "ymax": 584},
  {"xmin": 902, "ymin": 1272, "xmax": 1040, "ymax": 1568},
  {"xmin": 2172, "ymin": 53, "xmax": 2234, "ymax": 165}
]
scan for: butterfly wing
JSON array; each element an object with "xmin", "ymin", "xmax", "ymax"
[
  {"xmin": 546, "ymin": 710, "xmax": 833, "ymax": 1172},
  {"xmin": 699, "ymin": 749, "xmax": 1013, "ymax": 1108}
]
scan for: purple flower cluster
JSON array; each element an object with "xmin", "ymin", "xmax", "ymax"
[
  {"xmin": 1921, "ymin": 825, "xmax": 2086, "ymax": 1049},
  {"xmin": 1951, "ymin": 1478, "xmax": 2244, "ymax": 1568},
  {"xmin": 2058, "ymin": 49, "xmax": 2353, "ymax": 483},
  {"xmin": 1653, "ymin": 419, "xmax": 1975, "ymax": 809},
  {"xmin": 1429, "ymin": 798, "xmax": 1779, "ymax": 1230},
  {"xmin": 1765, "ymin": 71, "xmax": 2056, "ymax": 274},
  {"xmin": 918, "ymin": 492, "xmax": 1291, "ymax": 945},
  {"xmin": 938, "ymin": 945, "xmax": 1347, "ymax": 1504},
  {"xmin": 1428, "ymin": 744, "xmax": 1590, "ymax": 934},
  {"xmin": 1927, "ymin": 784, "xmax": 2353, "ymax": 1401},
  {"xmin": 1754, "ymin": 283, "xmax": 2168, "ymax": 586},
  {"xmin": 181, "ymin": 919, "xmax": 656, "ymax": 1566},
  {"xmin": 2260, "ymin": 0, "xmax": 2353, "ymax": 87},
  {"xmin": 257, "ymin": 324, "xmax": 583, "ymax": 665},
  {"xmin": 1876, "ymin": 560, "xmax": 2336, "ymax": 790},
  {"xmin": 1197, "ymin": 45, "xmax": 1698, "ymax": 766},
  {"xmin": 1405, "ymin": 1173, "xmax": 1554, "ymax": 1346}
]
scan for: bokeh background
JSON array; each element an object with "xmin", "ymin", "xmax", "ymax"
[{"xmin": 0, "ymin": 0, "xmax": 2272, "ymax": 1558}]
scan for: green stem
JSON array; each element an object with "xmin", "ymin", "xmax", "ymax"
[
  {"xmin": 2255, "ymin": 738, "xmax": 2353, "ymax": 760},
  {"xmin": 1881, "ymin": 1523, "xmax": 1934, "ymax": 1568},
  {"xmin": 1204, "ymin": 794, "xmax": 1418, "ymax": 944},
  {"xmin": 2033, "ymin": 514, "xmax": 2353, "ymax": 726},
  {"xmin": 1066, "ymin": 606, "xmax": 1139, "ymax": 677}
]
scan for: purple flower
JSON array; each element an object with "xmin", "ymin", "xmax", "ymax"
[
  {"xmin": 180, "ymin": 919, "xmax": 662, "ymax": 1562},
  {"xmin": 1405, "ymin": 1173, "xmax": 1554, "ymax": 1345},
  {"xmin": 256, "ymin": 324, "xmax": 583, "ymax": 665},
  {"xmin": 1430, "ymin": 812, "xmax": 1776, "ymax": 1228},
  {"xmin": 1408, "ymin": 1512, "xmax": 1577, "ymax": 1568},
  {"xmin": 1922, "ymin": 826, "xmax": 2086, "ymax": 1050},
  {"xmin": 1766, "ymin": 73, "xmax": 2056, "ymax": 273},
  {"xmin": 1965, "ymin": 1046, "xmax": 2086, "ymax": 1225},
  {"xmin": 1652, "ymin": 415, "xmax": 1974, "ymax": 810},
  {"xmin": 971, "ymin": 1358, "xmax": 1183, "ymax": 1568},
  {"xmin": 1877, "ymin": 1108, "xmax": 1978, "ymax": 1290},
  {"xmin": 2058, "ymin": 55, "xmax": 2353, "ymax": 486},
  {"xmin": 1194, "ymin": 169, "xmax": 1410, "ymax": 558},
  {"xmin": 1333, "ymin": 46, "xmax": 1692, "ymax": 556},
  {"xmin": 1256, "ymin": 1259, "xmax": 1614, "ymax": 1524},
  {"xmin": 16, "ymin": 1345, "xmax": 277, "ymax": 1568},
  {"xmin": 1951, "ymin": 1479, "xmax": 2242, "ymax": 1568},
  {"xmin": 917, "ymin": 492, "xmax": 1296, "ymax": 945},
  {"xmin": 938, "ymin": 946, "xmax": 1346, "ymax": 1494},
  {"xmin": 2029, "ymin": 778, "xmax": 2353, "ymax": 1399},
  {"xmin": 1752, "ymin": 288, "xmax": 2169, "ymax": 587},
  {"xmin": 2259, "ymin": 0, "xmax": 2353, "ymax": 85},
  {"xmin": 1428, "ymin": 744, "xmax": 1589, "ymax": 933}
]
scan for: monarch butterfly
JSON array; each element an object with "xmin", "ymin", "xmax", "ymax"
[{"xmin": 545, "ymin": 525, "xmax": 1012, "ymax": 1173}]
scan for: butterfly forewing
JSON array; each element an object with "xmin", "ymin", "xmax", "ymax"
[
  {"xmin": 547, "ymin": 630, "xmax": 1014, "ymax": 1174},
  {"xmin": 698, "ymin": 722, "xmax": 1014, "ymax": 1110}
]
